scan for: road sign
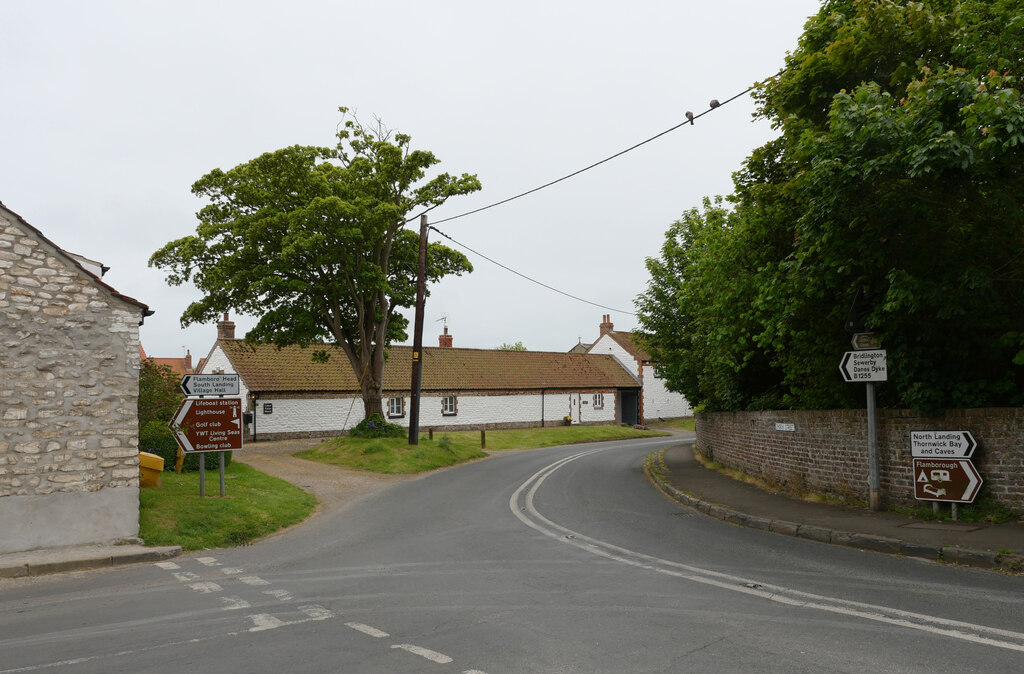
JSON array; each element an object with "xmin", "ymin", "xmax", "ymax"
[
  {"xmin": 913, "ymin": 458, "xmax": 982, "ymax": 503},
  {"xmin": 850, "ymin": 332, "xmax": 880, "ymax": 350},
  {"xmin": 180, "ymin": 373, "xmax": 240, "ymax": 397},
  {"xmin": 839, "ymin": 349, "xmax": 887, "ymax": 382},
  {"xmin": 170, "ymin": 398, "xmax": 243, "ymax": 453},
  {"xmin": 910, "ymin": 430, "xmax": 977, "ymax": 458}
]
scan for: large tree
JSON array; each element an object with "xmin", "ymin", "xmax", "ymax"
[
  {"xmin": 151, "ymin": 108, "xmax": 480, "ymax": 419},
  {"xmin": 638, "ymin": 0, "xmax": 1024, "ymax": 412}
]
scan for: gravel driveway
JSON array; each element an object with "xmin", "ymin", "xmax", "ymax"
[{"xmin": 234, "ymin": 438, "xmax": 417, "ymax": 516}]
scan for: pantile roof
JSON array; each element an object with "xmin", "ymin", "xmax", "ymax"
[
  {"xmin": 216, "ymin": 340, "xmax": 641, "ymax": 393},
  {"xmin": 603, "ymin": 331, "xmax": 651, "ymax": 362}
]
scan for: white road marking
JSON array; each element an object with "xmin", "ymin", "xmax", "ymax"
[
  {"xmin": 154, "ymin": 561, "xmax": 179, "ymax": 570},
  {"xmin": 511, "ymin": 448, "xmax": 1024, "ymax": 654},
  {"xmin": 299, "ymin": 605, "xmax": 333, "ymax": 620},
  {"xmin": 221, "ymin": 596, "xmax": 251, "ymax": 610},
  {"xmin": 248, "ymin": 614, "xmax": 286, "ymax": 632},
  {"xmin": 463, "ymin": 670, "xmax": 489, "ymax": 674},
  {"xmin": 345, "ymin": 622, "xmax": 390, "ymax": 638},
  {"xmin": 221, "ymin": 567, "xmax": 244, "ymax": 575},
  {"xmin": 187, "ymin": 582, "xmax": 222, "ymax": 593},
  {"xmin": 238, "ymin": 575, "xmax": 270, "ymax": 586},
  {"xmin": 172, "ymin": 571, "xmax": 199, "ymax": 582},
  {"xmin": 196, "ymin": 557, "xmax": 220, "ymax": 566},
  {"xmin": 391, "ymin": 644, "xmax": 453, "ymax": 664},
  {"xmin": 263, "ymin": 589, "xmax": 293, "ymax": 602}
]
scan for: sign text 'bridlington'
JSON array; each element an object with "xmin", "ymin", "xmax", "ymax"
[{"xmin": 839, "ymin": 349, "xmax": 887, "ymax": 382}]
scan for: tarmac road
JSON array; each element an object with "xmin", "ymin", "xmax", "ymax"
[{"xmin": 1, "ymin": 436, "xmax": 1023, "ymax": 673}]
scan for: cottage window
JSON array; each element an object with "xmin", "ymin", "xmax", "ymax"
[
  {"xmin": 388, "ymin": 397, "xmax": 404, "ymax": 418},
  {"xmin": 442, "ymin": 395, "xmax": 457, "ymax": 416},
  {"xmin": 593, "ymin": 393, "xmax": 604, "ymax": 409}
]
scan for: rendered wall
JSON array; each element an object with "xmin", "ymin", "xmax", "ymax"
[
  {"xmin": 695, "ymin": 408, "xmax": 1024, "ymax": 510},
  {"xmin": 0, "ymin": 211, "xmax": 142, "ymax": 553},
  {"xmin": 641, "ymin": 365, "xmax": 692, "ymax": 420}
]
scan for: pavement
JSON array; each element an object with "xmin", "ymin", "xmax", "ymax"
[
  {"xmin": 4, "ymin": 432, "xmax": 1023, "ymax": 579},
  {"xmin": 648, "ymin": 435, "xmax": 1024, "ymax": 573}
]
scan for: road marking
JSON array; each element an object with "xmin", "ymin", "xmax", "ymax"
[
  {"xmin": 172, "ymin": 571, "xmax": 199, "ymax": 582},
  {"xmin": 221, "ymin": 596, "xmax": 250, "ymax": 610},
  {"xmin": 345, "ymin": 622, "xmax": 390, "ymax": 638},
  {"xmin": 187, "ymin": 582, "xmax": 222, "ymax": 593},
  {"xmin": 248, "ymin": 614, "xmax": 286, "ymax": 632},
  {"xmin": 221, "ymin": 567, "xmax": 244, "ymax": 575},
  {"xmin": 238, "ymin": 575, "xmax": 270, "ymax": 586},
  {"xmin": 263, "ymin": 589, "xmax": 293, "ymax": 602},
  {"xmin": 511, "ymin": 448, "xmax": 1024, "ymax": 654},
  {"xmin": 154, "ymin": 561, "xmax": 179, "ymax": 570},
  {"xmin": 391, "ymin": 644, "xmax": 453, "ymax": 664},
  {"xmin": 196, "ymin": 557, "xmax": 220, "ymax": 566},
  {"xmin": 299, "ymin": 605, "xmax": 333, "ymax": 620}
]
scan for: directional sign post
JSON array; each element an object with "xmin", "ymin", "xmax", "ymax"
[
  {"xmin": 910, "ymin": 431, "xmax": 977, "ymax": 458},
  {"xmin": 180, "ymin": 373, "xmax": 240, "ymax": 397},
  {"xmin": 913, "ymin": 458, "xmax": 983, "ymax": 504},
  {"xmin": 839, "ymin": 349, "xmax": 887, "ymax": 382},
  {"xmin": 170, "ymin": 398, "xmax": 243, "ymax": 498}
]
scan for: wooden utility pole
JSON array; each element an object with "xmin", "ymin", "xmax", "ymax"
[{"xmin": 408, "ymin": 215, "xmax": 428, "ymax": 445}]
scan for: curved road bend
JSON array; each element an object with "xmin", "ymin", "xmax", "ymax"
[{"xmin": 1, "ymin": 436, "xmax": 1022, "ymax": 673}]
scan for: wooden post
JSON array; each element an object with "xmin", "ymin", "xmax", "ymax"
[
  {"xmin": 408, "ymin": 215, "xmax": 428, "ymax": 446},
  {"xmin": 480, "ymin": 429, "xmax": 486, "ymax": 449}
]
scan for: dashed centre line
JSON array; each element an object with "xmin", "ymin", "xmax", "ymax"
[
  {"xmin": 345, "ymin": 622, "xmax": 390, "ymax": 638},
  {"xmin": 391, "ymin": 644, "xmax": 453, "ymax": 664}
]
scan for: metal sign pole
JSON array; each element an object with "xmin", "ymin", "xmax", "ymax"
[
  {"xmin": 866, "ymin": 381, "xmax": 881, "ymax": 511},
  {"xmin": 199, "ymin": 459, "xmax": 206, "ymax": 498},
  {"xmin": 219, "ymin": 451, "xmax": 226, "ymax": 497}
]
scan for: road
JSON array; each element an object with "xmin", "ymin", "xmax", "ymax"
[{"xmin": 2, "ymin": 436, "xmax": 1023, "ymax": 672}]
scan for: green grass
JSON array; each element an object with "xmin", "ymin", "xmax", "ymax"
[
  {"xmin": 139, "ymin": 463, "xmax": 318, "ymax": 550},
  {"xmin": 651, "ymin": 417, "xmax": 696, "ymax": 431},
  {"xmin": 297, "ymin": 424, "xmax": 669, "ymax": 474}
]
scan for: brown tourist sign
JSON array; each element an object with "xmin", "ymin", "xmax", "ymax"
[{"xmin": 170, "ymin": 398, "xmax": 243, "ymax": 453}]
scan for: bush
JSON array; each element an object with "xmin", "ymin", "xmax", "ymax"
[
  {"xmin": 139, "ymin": 420, "xmax": 232, "ymax": 473},
  {"xmin": 348, "ymin": 413, "xmax": 405, "ymax": 439}
]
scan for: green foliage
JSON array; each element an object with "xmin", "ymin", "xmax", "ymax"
[
  {"xmin": 138, "ymin": 463, "xmax": 317, "ymax": 550},
  {"xmin": 139, "ymin": 420, "xmax": 231, "ymax": 473},
  {"xmin": 497, "ymin": 341, "xmax": 527, "ymax": 351},
  {"xmin": 149, "ymin": 108, "xmax": 480, "ymax": 420},
  {"xmin": 138, "ymin": 360, "xmax": 183, "ymax": 427},
  {"xmin": 639, "ymin": 0, "xmax": 1024, "ymax": 412},
  {"xmin": 348, "ymin": 413, "xmax": 405, "ymax": 439}
]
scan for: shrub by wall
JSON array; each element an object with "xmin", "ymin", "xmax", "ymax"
[{"xmin": 695, "ymin": 408, "xmax": 1023, "ymax": 511}]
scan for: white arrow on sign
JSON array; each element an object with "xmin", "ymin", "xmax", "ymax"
[{"xmin": 910, "ymin": 430, "xmax": 977, "ymax": 458}]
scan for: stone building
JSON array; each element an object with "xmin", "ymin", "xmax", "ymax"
[
  {"xmin": 0, "ymin": 202, "xmax": 150, "ymax": 554},
  {"xmin": 199, "ymin": 316, "xmax": 642, "ymax": 440},
  {"xmin": 587, "ymin": 315, "xmax": 692, "ymax": 423}
]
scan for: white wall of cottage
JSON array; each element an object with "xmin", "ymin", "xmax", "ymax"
[{"xmin": 641, "ymin": 364, "xmax": 692, "ymax": 420}]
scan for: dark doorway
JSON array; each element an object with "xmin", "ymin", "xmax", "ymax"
[{"xmin": 619, "ymin": 390, "xmax": 639, "ymax": 426}]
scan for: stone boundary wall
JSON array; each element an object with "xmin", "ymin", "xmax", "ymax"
[{"xmin": 695, "ymin": 408, "xmax": 1024, "ymax": 511}]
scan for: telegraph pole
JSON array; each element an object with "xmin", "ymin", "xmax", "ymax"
[{"xmin": 408, "ymin": 214, "xmax": 428, "ymax": 445}]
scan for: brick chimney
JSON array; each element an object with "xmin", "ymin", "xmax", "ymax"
[
  {"xmin": 439, "ymin": 325, "xmax": 453, "ymax": 348},
  {"xmin": 599, "ymin": 314, "xmax": 614, "ymax": 337},
  {"xmin": 184, "ymin": 349, "xmax": 193, "ymax": 372},
  {"xmin": 217, "ymin": 313, "xmax": 236, "ymax": 340}
]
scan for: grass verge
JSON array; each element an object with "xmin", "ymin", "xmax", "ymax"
[
  {"xmin": 139, "ymin": 463, "xmax": 318, "ymax": 550},
  {"xmin": 297, "ymin": 424, "xmax": 670, "ymax": 474},
  {"xmin": 651, "ymin": 417, "xmax": 695, "ymax": 432}
]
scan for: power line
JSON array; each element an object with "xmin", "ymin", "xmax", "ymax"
[
  {"xmin": 430, "ymin": 225, "xmax": 637, "ymax": 316},
  {"xmin": 409, "ymin": 83, "xmax": 758, "ymax": 228}
]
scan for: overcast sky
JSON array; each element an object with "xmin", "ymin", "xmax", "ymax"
[{"xmin": 3, "ymin": 0, "xmax": 822, "ymax": 361}]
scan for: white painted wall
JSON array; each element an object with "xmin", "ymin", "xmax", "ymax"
[
  {"xmin": 198, "ymin": 345, "xmax": 248, "ymax": 427},
  {"xmin": 641, "ymin": 364, "xmax": 692, "ymax": 419},
  {"xmin": 588, "ymin": 334, "xmax": 639, "ymax": 376}
]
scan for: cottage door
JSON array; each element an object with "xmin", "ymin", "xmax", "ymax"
[{"xmin": 569, "ymin": 392, "xmax": 581, "ymax": 424}]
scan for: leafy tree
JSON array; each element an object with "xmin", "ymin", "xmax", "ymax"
[
  {"xmin": 639, "ymin": 0, "xmax": 1024, "ymax": 412},
  {"xmin": 138, "ymin": 359, "xmax": 183, "ymax": 427},
  {"xmin": 150, "ymin": 109, "xmax": 480, "ymax": 419},
  {"xmin": 497, "ymin": 341, "xmax": 527, "ymax": 351}
]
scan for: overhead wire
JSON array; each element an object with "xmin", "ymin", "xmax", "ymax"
[{"xmin": 406, "ymin": 80, "xmax": 771, "ymax": 315}]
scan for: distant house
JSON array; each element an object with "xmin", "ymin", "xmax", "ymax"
[
  {"xmin": 586, "ymin": 315, "xmax": 691, "ymax": 423},
  {"xmin": 141, "ymin": 344, "xmax": 200, "ymax": 376},
  {"xmin": 0, "ymin": 202, "xmax": 150, "ymax": 554},
  {"xmin": 198, "ymin": 316, "xmax": 642, "ymax": 440}
]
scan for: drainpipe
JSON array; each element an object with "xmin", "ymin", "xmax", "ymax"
[{"xmin": 541, "ymin": 389, "xmax": 545, "ymax": 427}]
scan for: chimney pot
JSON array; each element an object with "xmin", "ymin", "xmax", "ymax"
[
  {"xmin": 439, "ymin": 326, "xmax": 453, "ymax": 348},
  {"xmin": 217, "ymin": 314, "xmax": 236, "ymax": 340},
  {"xmin": 599, "ymin": 314, "xmax": 614, "ymax": 337}
]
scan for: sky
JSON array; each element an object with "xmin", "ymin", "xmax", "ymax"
[{"xmin": 2, "ymin": 0, "xmax": 823, "ymax": 361}]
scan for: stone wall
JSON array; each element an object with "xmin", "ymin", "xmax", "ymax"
[
  {"xmin": 696, "ymin": 408, "xmax": 1024, "ymax": 511},
  {"xmin": 0, "ymin": 208, "xmax": 143, "ymax": 553}
]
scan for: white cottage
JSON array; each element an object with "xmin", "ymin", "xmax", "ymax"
[
  {"xmin": 586, "ymin": 315, "xmax": 692, "ymax": 424},
  {"xmin": 199, "ymin": 317, "xmax": 642, "ymax": 440},
  {"xmin": 0, "ymin": 202, "xmax": 150, "ymax": 554}
]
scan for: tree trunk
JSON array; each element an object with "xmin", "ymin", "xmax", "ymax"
[{"xmin": 361, "ymin": 369, "xmax": 385, "ymax": 421}]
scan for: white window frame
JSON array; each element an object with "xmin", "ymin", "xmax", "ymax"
[
  {"xmin": 387, "ymin": 397, "xmax": 404, "ymax": 418},
  {"xmin": 442, "ymin": 395, "xmax": 457, "ymax": 416},
  {"xmin": 593, "ymin": 393, "xmax": 604, "ymax": 409}
]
